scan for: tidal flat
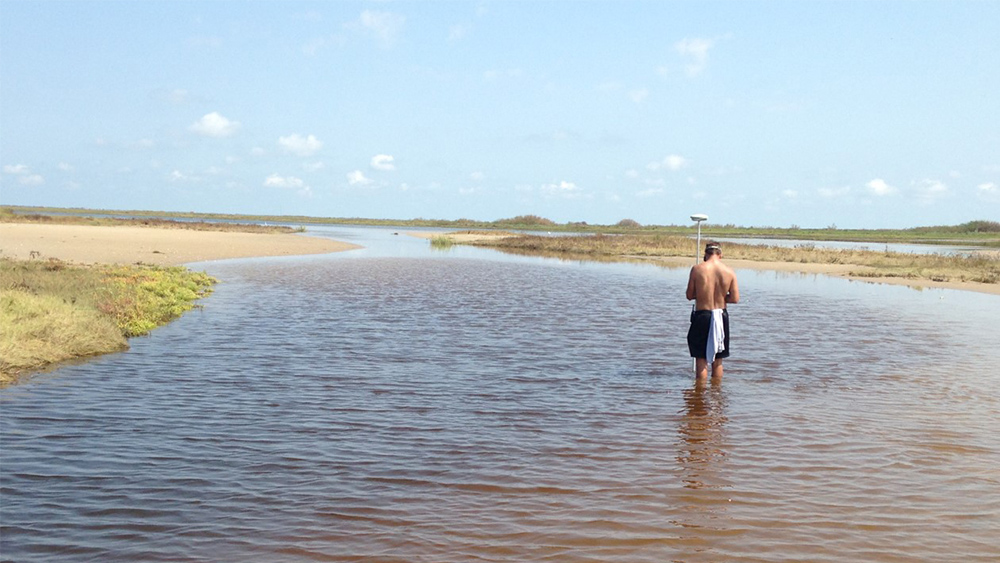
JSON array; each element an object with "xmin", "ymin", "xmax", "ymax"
[{"xmin": 2, "ymin": 226, "xmax": 998, "ymax": 562}]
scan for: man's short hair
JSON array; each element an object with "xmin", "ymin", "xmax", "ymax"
[{"xmin": 704, "ymin": 242, "xmax": 722, "ymax": 256}]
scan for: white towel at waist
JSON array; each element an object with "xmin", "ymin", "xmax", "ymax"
[{"xmin": 706, "ymin": 308, "xmax": 726, "ymax": 364}]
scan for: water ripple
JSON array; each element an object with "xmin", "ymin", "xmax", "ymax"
[{"xmin": 3, "ymin": 248, "xmax": 999, "ymax": 562}]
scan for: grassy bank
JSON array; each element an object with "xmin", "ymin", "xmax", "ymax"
[
  {"xmin": 1, "ymin": 258, "xmax": 216, "ymax": 385},
  {"xmin": 5, "ymin": 205, "xmax": 998, "ymax": 246},
  {"xmin": 457, "ymin": 233, "xmax": 1000, "ymax": 285},
  {"xmin": 1, "ymin": 207, "xmax": 304, "ymax": 234}
]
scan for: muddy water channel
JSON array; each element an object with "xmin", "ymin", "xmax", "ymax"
[{"xmin": 2, "ymin": 227, "xmax": 999, "ymax": 562}]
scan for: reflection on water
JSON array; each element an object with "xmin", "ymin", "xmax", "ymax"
[
  {"xmin": 2, "ymin": 226, "xmax": 999, "ymax": 562},
  {"xmin": 678, "ymin": 379, "xmax": 728, "ymax": 492}
]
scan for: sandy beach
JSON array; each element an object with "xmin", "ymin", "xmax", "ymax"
[
  {"xmin": 0, "ymin": 223, "xmax": 360, "ymax": 266},
  {"xmin": 408, "ymin": 231, "xmax": 1000, "ymax": 295}
]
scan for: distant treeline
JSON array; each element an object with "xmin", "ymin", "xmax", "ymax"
[
  {"xmin": 3, "ymin": 206, "xmax": 998, "ymax": 245},
  {"xmin": 910, "ymin": 220, "xmax": 1000, "ymax": 234}
]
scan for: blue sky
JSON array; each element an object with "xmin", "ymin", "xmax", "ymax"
[{"xmin": 2, "ymin": 1, "xmax": 998, "ymax": 228}]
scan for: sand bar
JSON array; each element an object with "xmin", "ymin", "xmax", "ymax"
[
  {"xmin": 409, "ymin": 231, "xmax": 1000, "ymax": 296},
  {"xmin": 1, "ymin": 223, "xmax": 360, "ymax": 266}
]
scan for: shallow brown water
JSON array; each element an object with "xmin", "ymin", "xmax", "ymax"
[{"xmin": 2, "ymin": 227, "xmax": 999, "ymax": 562}]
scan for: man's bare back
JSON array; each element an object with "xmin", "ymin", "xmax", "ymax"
[{"xmin": 686, "ymin": 256, "xmax": 739, "ymax": 310}]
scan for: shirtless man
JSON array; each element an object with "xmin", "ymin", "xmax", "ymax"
[{"xmin": 686, "ymin": 242, "xmax": 740, "ymax": 380}]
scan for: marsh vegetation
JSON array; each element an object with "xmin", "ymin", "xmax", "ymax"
[
  {"xmin": 0, "ymin": 258, "xmax": 215, "ymax": 385},
  {"xmin": 457, "ymin": 233, "xmax": 1000, "ymax": 285}
]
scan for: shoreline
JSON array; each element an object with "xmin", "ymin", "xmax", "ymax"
[
  {"xmin": 0, "ymin": 223, "xmax": 360, "ymax": 265},
  {"xmin": 408, "ymin": 231, "xmax": 1000, "ymax": 296},
  {"xmin": 0, "ymin": 223, "xmax": 361, "ymax": 386}
]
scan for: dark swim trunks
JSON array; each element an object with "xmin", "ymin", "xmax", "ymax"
[{"xmin": 687, "ymin": 309, "xmax": 730, "ymax": 359}]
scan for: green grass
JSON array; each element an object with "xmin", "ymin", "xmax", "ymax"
[
  {"xmin": 430, "ymin": 235, "xmax": 455, "ymax": 248},
  {"xmin": 0, "ymin": 258, "xmax": 216, "ymax": 385}
]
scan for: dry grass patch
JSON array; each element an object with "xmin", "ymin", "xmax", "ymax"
[{"xmin": 467, "ymin": 234, "xmax": 1000, "ymax": 285}]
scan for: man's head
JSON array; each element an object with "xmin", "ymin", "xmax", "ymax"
[{"xmin": 704, "ymin": 242, "xmax": 722, "ymax": 261}]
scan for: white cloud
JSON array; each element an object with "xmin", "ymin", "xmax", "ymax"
[
  {"xmin": 351, "ymin": 10, "xmax": 405, "ymax": 48},
  {"xmin": 278, "ymin": 134, "xmax": 323, "ymax": 157},
  {"xmin": 648, "ymin": 154, "xmax": 688, "ymax": 171},
  {"xmin": 541, "ymin": 180, "xmax": 582, "ymax": 198},
  {"xmin": 346, "ymin": 170, "xmax": 374, "ymax": 186},
  {"xmin": 370, "ymin": 154, "xmax": 396, "ymax": 171},
  {"xmin": 168, "ymin": 88, "xmax": 191, "ymax": 104},
  {"xmin": 637, "ymin": 188, "xmax": 664, "ymax": 198},
  {"xmin": 19, "ymin": 174, "xmax": 44, "ymax": 186},
  {"xmin": 263, "ymin": 174, "xmax": 305, "ymax": 189},
  {"xmin": 913, "ymin": 179, "xmax": 948, "ymax": 203},
  {"xmin": 664, "ymin": 154, "xmax": 687, "ymax": 171},
  {"xmin": 3, "ymin": 164, "xmax": 43, "ymax": 185},
  {"xmin": 303, "ymin": 161, "xmax": 325, "ymax": 172},
  {"xmin": 169, "ymin": 170, "xmax": 189, "ymax": 182},
  {"xmin": 189, "ymin": 112, "xmax": 240, "ymax": 137},
  {"xmin": 978, "ymin": 182, "xmax": 999, "ymax": 202},
  {"xmin": 188, "ymin": 111, "xmax": 240, "ymax": 137},
  {"xmin": 818, "ymin": 186, "xmax": 851, "ymax": 199},
  {"xmin": 675, "ymin": 37, "xmax": 714, "ymax": 76},
  {"xmin": 782, "ymin": 189, "xmax": 798, "ymax": 198},
  {"xmin": 250, "ymin": 147, "xmax": 266, "ymax": 157},
  {"xmin": 3, "ymin": 164, "xmax": 30, "ymax": 175},
  {"xmin": 302, "ymin": 37, "xmax": 326, "ymax": 56},
  {"xmin": 629, "ymin": 88, "xmax": 649, "ymax": 103},
  {"xmin": 624, "ymin": 169, "xmax": 639, "ymax": 179},
  {"xmin": 58, "ymin": 162, "xmax": 75, "ymax": 171},
  {"xmin": 448, "ymin": 24, "xmax": 470, "ymax": 41},
  {"xmin": 470, "ymin": 171, "xmax": 485, "ymax": 182},
  {"xmin": 866, "ymin": 178, "xmax": 897, "ymax": 196}
]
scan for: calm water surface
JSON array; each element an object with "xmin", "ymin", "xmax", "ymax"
[{"xmin": 2, "ymin": 227, "xmax": 999, "ymax": 562}]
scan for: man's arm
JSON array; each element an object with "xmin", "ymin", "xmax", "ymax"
[
  {"xmin": 686, "ymin": 268, "xmax": 697, "ymax": 301},
  {"xmin": 725, "ymin": 272, "xmax": 740, "ymax": 304}
]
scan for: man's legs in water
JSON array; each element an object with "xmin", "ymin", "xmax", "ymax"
[{"xmin": 696, "ymin": 358, "xmax": 724, "ymax": 380}]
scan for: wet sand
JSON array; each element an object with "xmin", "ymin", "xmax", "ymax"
[
  {"xmin": 0, "ymin": 223, "xmax": 360, "ymax": 266},
  {"xmin": 409, "ymin": 231, "xmax": 1000, "ymax": 296}
]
